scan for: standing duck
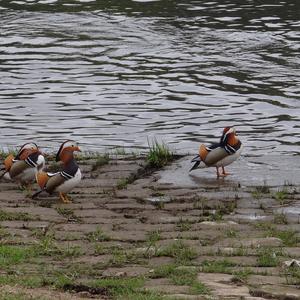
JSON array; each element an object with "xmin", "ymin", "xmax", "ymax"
[
  {"xmin": 32, "ymin": 140, "xmax": 81, "ymax": 203},
  {"xmin": 0, "ymin": 143, "xmax": 45, "ymax": 185},
  {"xmin": 190, "ymin": 127, "xmax": 243, "ymax": 177}
]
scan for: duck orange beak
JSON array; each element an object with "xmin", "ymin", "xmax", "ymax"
[{"xmin": 73, "ymin": 146, "xmax": 81, "ymax": 152}]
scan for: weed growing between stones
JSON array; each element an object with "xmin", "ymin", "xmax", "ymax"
[
  {"xmin": 176, "ymin": 218, "xmax": 193, "ymax": 232},
  {"xmin": 157, "ymin": 240, "xmax": 198, "ymax": 265},
  {"xmin": 232, "ymin": 268, "xmax": 253, "ymax": 283},
  {"xmin": 251, "ymin": 182, "xmax": 270, "ymax": 199},
  {"xmin": 282, "ymin": 265, "xmax": 300, "ymax": 285},
  {"xmin": 272, "ymin": 187, "xmax": 290, "ymax": 205},
  {"xmin": 146, "ymin": 139, "xmax": 174, "ymax": 168},
  {"xmin": 91, "ymin": 153, "xmax": 110, "ymax": 171},
  {"xmin": 225, "ymin": 229, "xmax": 238, "ymax": 238},
  {"xmin": 0, "ymin": 226, "xmax": 10, "ymax": 238},
  {"xmin": 256, "ymin": 247, "xmax": 282, "ymax": 267},
  {"xmin": 200, "ymin": 259, "xmax": 236, "ymax": 273},
  {"xmin": 56, "ymin": 207, "xmax": 82, "ymax": 223},
  {"xmin": 91, "ymin": 277, "xmax": 144, "ymax": 297},
  {"xmin": 32, "ymin": 232, "xmax": 83, "ymax": 258},
  {"xmin": 273, "ymin": 213, "xmax": 288, "ymax": 224},
  {"xmin": 86, "ymin": 227, "xmax": 111, "ymax": 242},
  {"xmin": 150, "ymin": 264, "xmax": 210, "ymax": 295},
  {"xmin": 0, "ymin": 210, "xmax": 36, "ymax": 221},
  {"xmin": 190, "ymin": 281, "xmax": 211, "ymax": 295},
  {"xmin": 260, "ymin": 224, "xmax": 299, "ymax": 247},
  {"xmin": 0, "ymin": 245, "xmax": 33, "ymax": 267},
  {"xmin": 117, "ymin": 178, "xmax": 129, "ymax": 190},
  {"xmin": 145, "ymin": 230, "xmax": 161, "ymax": 257}
]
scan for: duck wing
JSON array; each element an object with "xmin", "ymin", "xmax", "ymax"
[
  {"xmin": 9, "ymin": 160, "xmax": 31, "ymax": 178},
  {"xmin": 190, "ymin": 155, "xmax": 201, "ymax": 172},
  {"xmin": 204, "ymin": 144, "xmax": 229, "ymax": 166},
  {"xmin": 45, "ymin": 173, "xmax": 67, "ymax": 194},
  {"xmin": 190, "ymin": 144, "xmax": 215, "ymax": 171}
]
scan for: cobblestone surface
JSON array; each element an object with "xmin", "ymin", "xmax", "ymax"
[{"xmin": 0, "ymin": 155, "xmax": 299, "ymax": 299}]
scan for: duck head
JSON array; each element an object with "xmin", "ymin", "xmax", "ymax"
[
  {"xmin": 15, "ymin": 142, "xmax": 40, "ymax": 160},
  {"xmin": 56, "ymin": 140, "xmax": 81, "ymax": 163},
  {"xmin": 220, "ymin": 127, "xmax": 238, "ymax": 146}
]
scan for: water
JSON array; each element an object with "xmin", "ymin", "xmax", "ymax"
[{"xmin": 0, "ymin": 0, "xmax": 299, "ymax": 154}]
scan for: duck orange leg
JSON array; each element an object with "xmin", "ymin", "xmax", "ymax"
[
  {"xmin": 222, "ymin": 166, "xmax": 230, "ymax": 176},
  {"xmin": 59, "ymin": 192, "xmax": 71, "ymax": 204},
  {"xmin": 216, "ymin": 167, "xmax": 221, "ymax": 178},
  {"xmin": 64, "ymin": 194, "xmax": 72, "ymax": 203}
]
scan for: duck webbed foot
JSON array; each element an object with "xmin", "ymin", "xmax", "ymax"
[{"xmin": 59, "ymin": 192, "xmax": 72, "ymax": 204}]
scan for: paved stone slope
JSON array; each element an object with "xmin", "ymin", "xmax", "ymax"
[{"xmin": 0, "ymin": 155, "xmax": 299, "ymax": 299}]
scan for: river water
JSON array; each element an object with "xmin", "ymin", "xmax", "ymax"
[{"xmin": 0, "ymin": 0, "xmax": 299, "ymax": 155}]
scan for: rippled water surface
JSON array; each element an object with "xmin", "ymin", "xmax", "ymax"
[{"xmin": 0, "ymin": 0, "xmax": 299, "ymax": 154}]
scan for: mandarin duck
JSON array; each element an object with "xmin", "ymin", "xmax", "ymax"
[
  {"xmin": 32, "ymin": 140, "xmax": 82, "ymax": 203},
  {"xmin": 0, "ymin": 143, "xmax": 45, "ymax": 185},
  {"xmin": 190, "ymin": 127, "xmax": 242, "ymax": 177}
]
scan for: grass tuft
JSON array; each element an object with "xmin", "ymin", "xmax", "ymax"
[
  {"xmin": 56, "ymin": 207, "xmax": 82, "ymax": 223},
  {"xmin": 0, "ymin": 148, "xmax": 18, "ymax": 160},
  {"xmin": 200, "ymin": 259, "xmax": 235, "ymax": 273},
  {"xmin": 190, "ymin": 281, "xmax": 211, "ymax": 295},
  {"xmin": 86, "ymin": 227, "xmax": 111, "ymax": 242},
  {"xmin": 0, "ymin": 210, "xmax": 36, "ymax": 221},
  {"xmin": 145, "ymin": 230, "xmax": 161, "ymax": 257},
  {"xmin": 176, "ymin": 218, "xmax": 193, "ymax": 232},
  {"xmin": 91, "ymin": 153, "xmax": 110, "ymax": 171},
  {"xmin": 33, "ymin": 233, "xmax": 83, "ymax": 257},
  {"xmin": 273, "ymin": 213, "xmax": 288, "ymax": 225},
  {"xmin": 117, "ymin": 178, "xmax": 129, "ymax": 190},
  {"xmin": 150, "ymin": 264, "xmax": 209, "ymax": 295},
  {"xmin": 157, "ymin": 241, "xmax": 197, "ymax": 264},
  {"xmin": 91, "ymin": 277, "xmax": 144, "ymax": 297},
  {"xmin": 256, "ymin": 247, "xmax": 282, "ymax": 267},
  {"xmin": 263, "ymin": 225, "xmax": 299, "ymax": 247},
  {"xmin": 282, "ymin": 265, "xmax": 300, "ymax": 285},
  {"xmin": 232, "ymin": 268, "xmax": 253, "ymax": 283},
  {"xmin": 0, "ymin": 245, "xmax": 33, "ymax": 267},
  {"xmin": 146, "ymin": 139, "xmax": 173, "ymax": 168},
  {"xmin": 272, "ymin": 187, "xmax": 289, "ymax": 205}
]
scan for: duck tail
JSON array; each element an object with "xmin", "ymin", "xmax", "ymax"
[
  {"xmin": 0, "ymin": 170, "xmax": 7, "ymax": 179},
  {"xmin": 190, "ymin": 155, "xmax": 201, "ymax": 172},
  {"xmin": 31, "ymin": 189, "xmax": 44, "ymax": 199}
]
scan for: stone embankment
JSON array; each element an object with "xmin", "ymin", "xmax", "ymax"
[{"xmin": 0, "ymin": 154, "xmax": 299, "ymax": 299}]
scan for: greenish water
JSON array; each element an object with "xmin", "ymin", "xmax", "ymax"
[{"xmin": 0, "ymin": 0, "xmax": 299, "ymax": 154}]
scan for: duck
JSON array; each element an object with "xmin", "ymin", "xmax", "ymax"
[
  {"xmin": 32, "ymin": 140, "xmax": 81, "ymax": 203},
  {"xmin": 0, "ymin": 143, "xmax": 45, "ymax": 185},
  {"xmin": 190, "ymin": 127, "xmax": 243, "ymax": 177}
]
